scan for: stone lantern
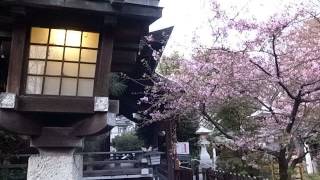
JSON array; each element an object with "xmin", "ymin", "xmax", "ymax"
[
  {"xmin": 196, "ymin": 126, "xmax": 212, "ymax": 169},
  {"xmin": 0, "ymin": 0, "xmax": 162, "ymax": 179}
]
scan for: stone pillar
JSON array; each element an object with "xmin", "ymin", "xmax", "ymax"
[
  {"xmin": 27, "ymin": 149, "xmax": 83, "ymax": 180},
  {"xmin": 212, "ymin": 147, "xmax": 217, "ymax": 170},
  {"xmin": 28, "ymin": 127, "xmax": 84, "ymax": 180},
  {"xmin": 199, "ymin": 140, "xmax": 212, "ymax": 168},
  {"xmin": 305, "ymin": 143, "xmax": 317, "ymax": 174}
]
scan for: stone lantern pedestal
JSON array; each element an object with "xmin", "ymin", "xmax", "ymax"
[
  {"xmin": 27, "ymin": 149, "xmax": 83, "ymax": 180},
  {"xmin": 196, "ymin": 127, "xmax": 212, "ymax": 169}
]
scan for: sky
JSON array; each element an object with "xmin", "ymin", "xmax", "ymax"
[{"xmin": 149, "ymin": 0, "xmax": 310, "ymax": 57}]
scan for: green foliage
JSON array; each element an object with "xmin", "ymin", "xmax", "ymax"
[
  {"xmin": 304, "ymin": 174, "xmax": 320, "ymax": 180},
  {"xmin": 112, "ymin": 132, "xmax": 144, "ymax": 151},
  {"xmin": 136, "ymin": 124, "xmax": 157, "ymax": 147},
  {"xmin": 0, "ymin": 169, "xmax": 27, "ymax": 180},
  {"xmin": 109, "ymin": 73, "xmax": 127, "ymax": 97},
  {"xmin": 176, "ymin": 114, "xmax": 199, "ymax": 157},
  {"xmin": 0, "ymin": 130, "xmax": 31, "ymax": 180},
  {"xmin": 157, "ymin": 51, "xmax": 182, "ymax": 76},
  {"xmin": 84, "ymin": 133, "xmax": 109, "ymax": 152},
  {"xmin": 212, "ymin": 99, "xmax": 273, "ymax": 177},
  {"xmin": 0, "ymin": 130, "xmax": 29, "ymax": 162},
  {"xmin": 216, "ymin": 98, "xmax": 257, "ymax": 132},
  {"xmin": 216, "ymin": 148, "xmax": 271, "ymax": 177}
]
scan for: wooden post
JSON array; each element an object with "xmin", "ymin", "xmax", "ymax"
[
  {"xmin": 271, "ymin": 161, "xmax": 275, "ymax": 180},
  {"xmin": 166, "ymin": 119, "xmax": 177, "ymax": 180},
  {"xmin": 195, "ymin": 167, "xmax": 199, "ymax": 180},
  {"xmin": 153, "ymin": 124, "xmax": 159, "ymax": 148}
]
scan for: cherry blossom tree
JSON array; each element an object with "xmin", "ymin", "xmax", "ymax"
[{"xmin": 141, "ymin": 1, "xmax": 320, "ymax": 179}]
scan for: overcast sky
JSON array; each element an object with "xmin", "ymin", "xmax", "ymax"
[{"xmin": 149, "ymin": 0, "xmax": 311, "ymax": 57}]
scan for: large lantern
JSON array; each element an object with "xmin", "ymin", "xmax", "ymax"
[{"xmin": 0, "ymin": 0, "xmax": 162, "ymax": 179}]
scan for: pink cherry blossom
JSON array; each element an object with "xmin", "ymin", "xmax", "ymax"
[{"xmin": 143, "ymin": 1, "xmax": 320, "ymax": 179}]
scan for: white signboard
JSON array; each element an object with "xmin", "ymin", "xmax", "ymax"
[{"xmin": 176, "ymin": 142, "xmax": 190, "ymax": 155}]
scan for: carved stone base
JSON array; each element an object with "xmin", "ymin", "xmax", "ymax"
[
  {"xmin": 27, "ymin": 150, "xmax": 82, "ymax": 180},
  {"xmin": 30, "ymin": 127, "xmax": 83, "ymax": 148}
]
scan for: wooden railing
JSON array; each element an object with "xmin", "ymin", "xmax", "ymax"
[
  {"xmin": 0, "ymin": 154, "xmax": 30, "ymax": 180},
  {"xmin": 0, "ymin": 151, "xmax": 165, "ymax": 179},
  {"xmin": 80, "ymin": 151, "xmax": 164, "ymax": 179}
]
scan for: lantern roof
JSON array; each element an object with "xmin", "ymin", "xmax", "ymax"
[
  {"xmin": 196, "ymin": 126, "xmax": 211, "ymax": 135},
  {"xmin": 116, "ymin": 26, "xmax": 174, "ymax": 122},
  {"xmin": 0, "ymin": 0, "xmax": 162, "ymax": 22}
]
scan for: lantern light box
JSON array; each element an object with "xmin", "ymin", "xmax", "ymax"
[{"xmin": 27, "ymin": 27, "xmax": 99, "ymax": 97}]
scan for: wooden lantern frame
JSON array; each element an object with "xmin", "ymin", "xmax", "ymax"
[{"xmin": 6, "ymin": 13, "xmax": 113, "ymax": 114}]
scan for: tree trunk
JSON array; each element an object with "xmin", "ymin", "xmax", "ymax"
[
  {"xmin": 279, "ymin": 160, "xmax": 289, "ymax": 180},
  {"xmin": 278, "ymin": 149, "xmax": 291, "ymax": 180}
]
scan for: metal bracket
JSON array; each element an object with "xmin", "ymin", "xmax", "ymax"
[
  {"xmin": 0, "ymin": 93, "xmax": 16, "ymax": 109},
  {"xmin": 94, "ymin": 96, "xmax": 109, "ymax": 112}
]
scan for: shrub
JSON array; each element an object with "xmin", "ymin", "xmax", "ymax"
[{"xmin": 112, "ymin": 132, "xmax": 144, "ymax": 151}]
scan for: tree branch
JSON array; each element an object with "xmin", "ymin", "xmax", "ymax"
[
  {"xmin": 271, "ymin": 35, "xmax": 280, "ymax": 78},
  {"xmin": 290, "ymin": 146, "xmax": 320, "ymax": 169},
  {"xmin": 257, "ymin": 147, "xmax": 280, "ymax": 158},
  {"xmin": 248, "ymin": 59, "xmax": 272, "ymax": 76},
  {"xmin": 301, "ymin": 98, "xmax": 320, "ymax": 103},
  {"xmin": 270, "ymin": 34, "xmax": 298, "ymax": 100},
  {"xmin": 278, "ymin": 81, "xmax": 296, "ymax": 99},
  {"xmin": 286, "ymin": 93, "xmax": 302, "ymax": 133},
  {"xmin": 302, "ymin": 86, "xmax": 320, "ymax": 96},
  {"xmin": 200, "ymin": 103, "xmax": 234, "ymax": 140},
  {"xmin": 290, "ymin": 153, "xmax": 306, "ymax": 169},
  {"xmin": 301, "ymin": 79, "xmax": 320, "ymax": 88},
  {"xmin": 254, "ymin": 97, "xmax": 280, "ymax": 123}
]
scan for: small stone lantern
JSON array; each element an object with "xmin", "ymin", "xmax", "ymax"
[{"xmin": 196, "ymin": 126, "xmax": 212, "ymax": 169}]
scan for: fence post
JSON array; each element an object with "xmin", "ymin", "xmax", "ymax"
[
  {"xmin": 299, "ymin": 165, "xmax": 304, "ymax": 180},
  {"xmin": 195, "ymin": 166, "xmax": 199, "ymax": 180},
  {"xmin": 202, "ymin": 168, "xmax": 206, "ymax": 180}
]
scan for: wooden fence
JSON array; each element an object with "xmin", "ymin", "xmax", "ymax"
[
  {"xmin": 205, "ymin": 169, "xmax": 262, "ymax": 180},
  {"xmin": 175, "ymin": 166, "xmax": 193, "ymax": 180}
]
